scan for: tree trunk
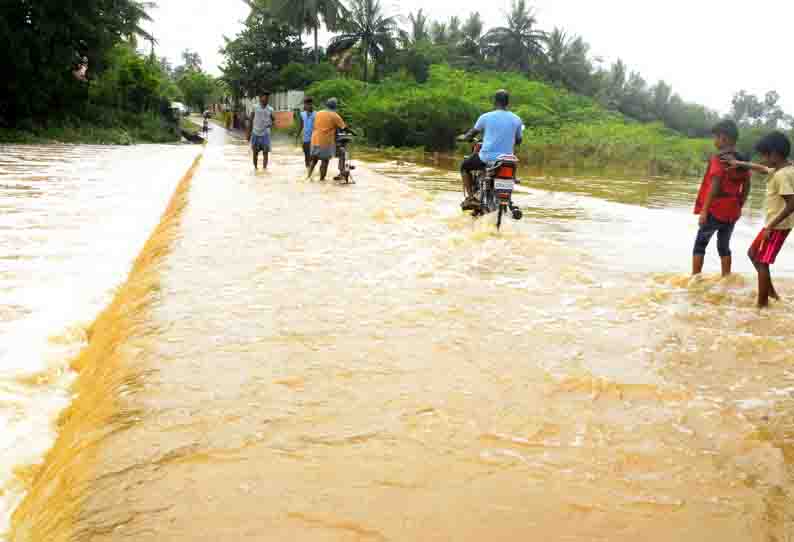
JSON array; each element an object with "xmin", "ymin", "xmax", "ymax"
[
  {"xmin": 314, "ymin": 25, "xmax": 320, "ymax": 64},
  {"xmin": 362, "ymin": 39, "xmax": 369, "ymax": 83}
]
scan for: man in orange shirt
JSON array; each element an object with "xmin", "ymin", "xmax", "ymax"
[{"xmin": 308, "ymin": 98, "xmax": 347, "ymax": 181}]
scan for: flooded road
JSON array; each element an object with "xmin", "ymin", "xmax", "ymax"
[{"xmin": 6, "ymin": 127, "xmax": 794, "ymax": 541}]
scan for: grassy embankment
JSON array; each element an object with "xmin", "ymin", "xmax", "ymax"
[
  {"xmin": 0, "ymin": 108, "xmax": 179, "ymax": 145},
  {"xmin": 307, "ymin": 65, "xmax": 713, "ymax": 177},
  {"xmin": 180, "ymin": 116, "xmax": 201, "ymax": 137}
]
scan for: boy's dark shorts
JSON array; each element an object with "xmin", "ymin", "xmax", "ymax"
[{"xmin": 694, "ymin": 214, "xmax": 736, "ymax": 257}]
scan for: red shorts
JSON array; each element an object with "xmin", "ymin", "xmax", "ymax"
[{"xmin": 749, "ymin": 228, "xmax": 791, "ymax": 265}]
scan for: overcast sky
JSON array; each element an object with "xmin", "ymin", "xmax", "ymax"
[{"xmin": 145, "ymin": 0, "xmax": 792, "ymax": 114}]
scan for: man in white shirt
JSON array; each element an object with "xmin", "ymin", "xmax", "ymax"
[{"xmin": 247, "ymin": 93, "xmax": 275, "ymax": 171}]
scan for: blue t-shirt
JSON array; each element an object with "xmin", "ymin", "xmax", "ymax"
[
  {"xmin": 474, "ymin": 110, "xmax": 523, "ymax": 163},
  {"xmin": 301, "ymin": 111, "xmax": 315, "ymax": 143}
]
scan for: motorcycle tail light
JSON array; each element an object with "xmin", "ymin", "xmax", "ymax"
[{"xmin": 496, "ymin": 166, "xmax": 515, "ymax": 178}]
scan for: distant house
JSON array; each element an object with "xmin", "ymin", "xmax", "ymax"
[{"xmin": 243, "ymin": 91, "xmax": 305, "ymax": 129}]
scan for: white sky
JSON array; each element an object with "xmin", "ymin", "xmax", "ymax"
[{"xmin": 145, "ymin": 0, "xmax": 792, "ymax": 114}]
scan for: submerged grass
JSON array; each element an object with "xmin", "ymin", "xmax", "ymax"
[{"xmin": 0, "ymin": 110, "xmax": 179, "ymax": 145}]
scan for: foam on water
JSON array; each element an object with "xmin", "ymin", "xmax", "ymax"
[{"xmin": 0, "ymin": 144, "xmax": 200, "ymax": 537}]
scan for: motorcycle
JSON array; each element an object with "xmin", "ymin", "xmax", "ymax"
[
  {"xmin": 334, "ymin": 128, "xmax": 356, "ymax": 184},
  {"xmin": 463, "ymin": 140, "xmax": 523, "ymax": 230}
]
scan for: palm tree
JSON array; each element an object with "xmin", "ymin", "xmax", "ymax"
[
  {"xmin": 456, "ymin": 12, "xmax": 485, "ymax": 63},
  {"xmin": 327, "ymin": 0, "xmax": 399, "ymax": 83},
  {"xmin": 447, "ymin": 16, "xmax": 463, "ymax": 47},
  {"xmin": 398, "ymin": 9, "xmax": 429, "ymax": 48},
  {"xmin": 124, "ymin": 1, "xmax": 156, "ymax": 41},
  {"xmin": 544, "ymin": 28, "xmax": 569, "ymax": 85},
  {"xmin": 543, "ymin": 29, "xmax": 596, "ymax": 94},
  {"xmin": 256, "ymin": 0, "xmax": 346, "ymax": 64},
  {"xmin": 407, "ymin": 9, "xmax": 429, "ymax": 44},
  {"xmin": 430, "ymin": 21, "xmax": 448, "ymax": 45},
  {"xmin": 462, "ymin": 12, "xmax": 484, "ymax": 43},
  {"xmin": 482, "ymin": 0, "xmax": 547, "ymax": 73}
]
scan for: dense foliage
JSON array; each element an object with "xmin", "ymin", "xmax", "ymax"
[
  {"xmin": 306, "ymin": 65, "xmax": 713, "ymax": 174},
  {"xmin": 224, "ymin": 0, "xmax": 790, "ymax": 161},
  {"xmin": 221, "ymin": 10, "xmax": 307, "ymax": 100},
  {"xmin": 326, "ymin": 0, "xmax": 400, "ymax": 83},
  {"xmin": 0, "ymin": 0, "xmax": 203, "ymax": 142},
  {"xmin": 0, "ymin": 0, "xmax": 153, "ymax": 124},
  {"xmin": 256, "ymin": 0, "xmax": 347, "ymax": 64}
]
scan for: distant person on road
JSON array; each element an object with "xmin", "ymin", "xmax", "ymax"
[
  {"xmin": 202, "ymin": 111, "xmax": 210, "ymax": 137},
  {"xmin": 457, "ymin": 89, "xmax": 523, "ymax": 210},
  {"xmin": 691, "ymin": 120, "xmax": 751, "ymax": 277},
  {"xmin": 297, "ymin": 97, "xmax": 316, "ymax": 170},
  {"xmin": 247, "ymin": 93, "xmax": 275, "ymax": 171},
  {"xmin": 307, "ymin": 98, "xmax": 347, "ymax": 181},
  {"xmin": 732, "ymin": 132, "xmax": 794, "ymax": 308}
]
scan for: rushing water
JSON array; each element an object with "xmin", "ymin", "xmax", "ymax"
[
  {"xmin": 0, "ymin": 144, "xmax": 200, "ymax": 536},
  {"xmin": 4, "ymin": 128, "xmax": 794, "ymax": 541}
]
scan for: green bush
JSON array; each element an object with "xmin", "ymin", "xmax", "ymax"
[
  {"xmin": 0, "ymin": 107, "xmax": 177, "ymax": 145},
  {"xmin": 306, "ymin": 64, "xmax": 714, "ymax": 173},
  {"xmin": 305, "ymin": 79, "xmax": 367, "ymax": 109},
  {"xmin": 522, "ymin": 120, "xmax": 712, "ymax": 176}
]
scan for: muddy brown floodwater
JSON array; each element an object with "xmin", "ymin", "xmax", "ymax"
[{"xmin": 6, "ymin": 126, "xmax": 794, "ymax": 541}]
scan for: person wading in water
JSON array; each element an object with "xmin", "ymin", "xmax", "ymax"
[
  {"xmin": 307, "ymin": 98, "xmax": 347, "ymax": 181},
  {"xmin": 297, "ymin": 97, "xmax": 316, "ymax": 171},
  {"xmin": 247, "ymin": 93, "xmax": 275, "ymax": 171}
]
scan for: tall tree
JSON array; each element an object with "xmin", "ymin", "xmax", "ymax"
[
  {"xmin": 430, "ymin": 21, "xmax": 448, "ymax": 45},
  {"xmin": 481, "ymin": 0, "xmax": 547, "ymax": 73},
  {"xmin": 651, "ymin": 80, "xmax": 672, "ymax": 120},
  {"xmin": 543, "ymin": 29, "xmax": 594, "ymax": 95},
  {"xmin": 731, "ymin": 90, "xmax": 788, "ymax": 129},
  {"xmin": 598, "ymin": 59, "xmax": 627, "ymax": 110},
  {"xmin": 0, "ymin": 0, "xmax": 155, "ymax": 124},
  {"xmin": 220, "ymin": 8, "xmax": 303, "ymax": 99},
  {"xmin": 257, "ymin": 0, "xmax": 346, "ymax": 64},
  {"xmin": 620, "ymin": 71, "xmax": 653, "ymax": 122},
  {"xmin": 448, "ymin": 16, "xmax": 463, "ymax": 47},
  {"xmin": 181, "ymin": 50, "xmax": 203, "ymax": 71},
  {"xmin": 731, "ymin": 91, "xmax": 764, "ymax": 125},
  {"xmin": 327, "ymin": 0, "xmax": 399, "ymax": 83},
  {"xmin": 762, "ymin": 91, "xmax": 786, "ymax": 128},
  {"xmin": 456, "ymin": 12, "xmax": 485, "ymax": 64},
  {"xmin": 544, "ymin": 28, "xmax": 570, "ymax": 86},
  {"xmin": 462, "ymin": 12, "xmax": 484, "ymax": 43},
  {"xmin": 178, "ymin": 71, "xmax": 222, "ymax": 111},
  {"xmin": 407, "ymin": 10, "xmax": 429, "ymax": 44}
]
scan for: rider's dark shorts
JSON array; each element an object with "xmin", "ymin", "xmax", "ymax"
[{"xmin": 461, "ymin": 154, "xmax": 486, "ymax": 173}]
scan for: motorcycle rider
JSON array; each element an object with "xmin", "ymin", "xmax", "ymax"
[{"xmin": 458, "ymin": 89, "xmax": 523, "ymax": 210}]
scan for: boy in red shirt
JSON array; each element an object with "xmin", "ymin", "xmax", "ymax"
[{"xmin": 692, "ymin": 120, "xmax": 751, "ymax": 277}]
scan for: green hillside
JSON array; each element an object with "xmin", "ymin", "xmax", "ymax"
[{"xmin": 308, "ymin": 65, "xmax": 712, "ymax": 176}]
